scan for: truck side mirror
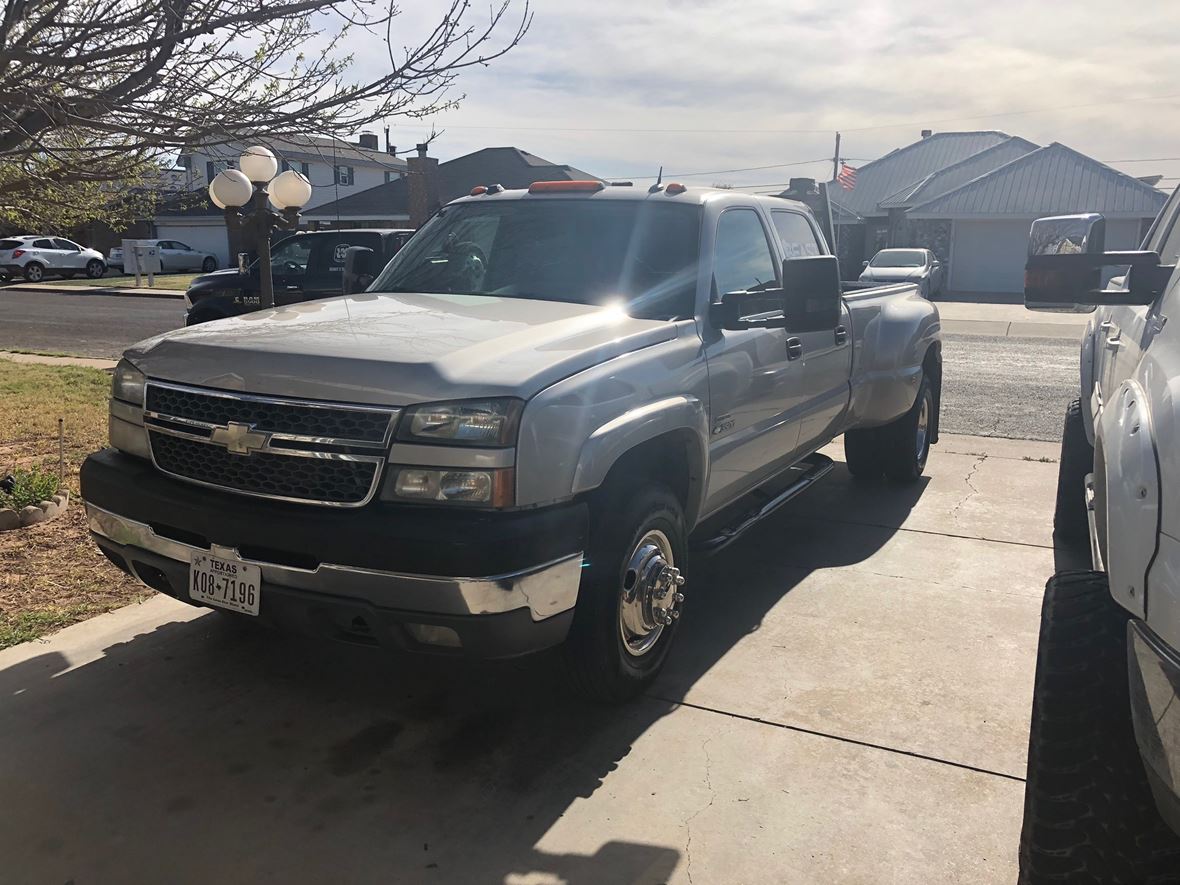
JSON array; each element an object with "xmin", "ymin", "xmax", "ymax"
[
  {"xmin": 342, "ymin": 246, "xmax": 377, "ymax": 295},
  {"xmin": 782, "ymin": 255, "xmax": 841, "ymax": 332},
  {"xmin": 1025, "ymin": 213, "xmax": 1169, "ymax": 312}
]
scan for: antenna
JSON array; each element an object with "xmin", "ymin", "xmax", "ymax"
[{"xmin": 649, "ymin": 165, "xmax": 664, "ymax": 193}]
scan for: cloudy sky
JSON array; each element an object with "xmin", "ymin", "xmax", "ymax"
[{"xmin": 372, "ymin": 0, "xmax": 1180, "ymax": 191}]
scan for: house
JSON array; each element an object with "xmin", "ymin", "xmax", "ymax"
[
  {"xmin": 830, "ymin": 131, "xmax": 1168, "ymax": 293},
  {"xmin": 302, "ymin": 146, "xmax": 600, "ymax": 229}
]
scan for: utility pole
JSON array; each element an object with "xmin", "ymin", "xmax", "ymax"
[
  {"xmin": 831, "ymin": 132, "xmax": 842, "ymax": 263},
  {"xmin": 832, "ymin": 132, "xmax": 841, "ymax": 181}
]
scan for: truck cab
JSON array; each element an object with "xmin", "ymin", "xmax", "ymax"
[{"xmin": 184, "ymin": 228, "xmax": 414, "ymax": 325}]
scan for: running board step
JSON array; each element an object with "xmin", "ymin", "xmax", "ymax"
[{"xmin": 692, "ymin": 453, "xmax": 835, "ymax": 553}]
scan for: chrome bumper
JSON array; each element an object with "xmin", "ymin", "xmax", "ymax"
[{"xmin": 86, "ymin": 502, "xmax": 583, "ymax": 622}]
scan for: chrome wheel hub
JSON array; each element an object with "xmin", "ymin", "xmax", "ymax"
[
  {"xmin": 618, "ymin": 529, "xmax": 685, "ymax": 657},
  {"xmin": 916, "ymin": 393, "xmax": 930, "ymax": 460}
]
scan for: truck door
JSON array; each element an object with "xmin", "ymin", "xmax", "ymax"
[
  {"xmin": 302, "ymin": 233, "xmax": 374, "ymax": 301},
  {"xmin": 771, "ymin": 210, "xmax": 853, "ymax": 451},
  {"xmin": 1100, "ymin": 192, "xmax": 1180, "ymax": 411},
  {"xmin": 703, "ymin": 207, "xmax": 805, "ymax": 510}
]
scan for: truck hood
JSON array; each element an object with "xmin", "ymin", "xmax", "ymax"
[{"xmin": 125, "ymin": 292, "xmax": 677, "ymax": 405}]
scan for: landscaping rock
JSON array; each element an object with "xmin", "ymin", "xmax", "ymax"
[
  {"xmin": 19, "ymin": 505, "xmax": 47, "ymax": 525},
  {"xmin": 0, "ymin": 508, "xmax": 19, "ymax": 531},
  {"xmin": 39, "ymin": 500, "xmax": 60, "ymax": 519}
]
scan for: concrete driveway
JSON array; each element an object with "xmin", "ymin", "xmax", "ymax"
[{"xmin": 0, "ymin": 433, "xmax": 1055, "ymax": 884}]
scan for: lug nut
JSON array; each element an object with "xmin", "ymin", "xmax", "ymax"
[
  {"xmin": 674, "ymin": 592, "xmax": 685, "ymax": 604},
  {"xmin": 671, "ymin": 609, "xmax": 680, "ymax": 620}
]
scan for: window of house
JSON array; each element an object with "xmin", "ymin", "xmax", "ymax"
[
  {"xmin": 300, "ymin": 162, "xmax": 311, "ymax": 178},
  {"xmin": 205, "ymin": 159, "xmax": 235, "ymax": 183},
  {"xmin": 771, "ymin": 211, "xmax": 822, "ymax": 258},
  {"xmin": 336, "ymin": 165, "xmax": 354, "ymax": 186},
  {"xmin": 713, "ymin": 209, "xmax": 778, "ymax": 295}
]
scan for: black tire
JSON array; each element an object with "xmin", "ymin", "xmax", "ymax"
[
  {"xmin": 1054, "ymin": 399, "xmax": 1093, "ymax": 553},
  {"xmin": 22, "ymin": 261, "xmax": 44, "ymax": 282},
  {"xmin": 1019, "ymin": 571, "xmax": 1180, "ymax": 884},
  {"xmin": 882, "ymin": 374, "xmax": 935, "ymax": 482},
  {"xmin": 184, "ymin": 304, "xmax": 227, "ymax": 326},
  {"xmin": 563, "ymin": 482, "xmax": 687, "ymax": 703},
  {"xmin": 843, "ymin": 426, "xmax": 884, "ymax": 481},
  {"xmin": 202, "ymin": 257, "xmax": 217, "ymax": 272},
  {"xmin": 85, "ymin": 259, "xmax": 105, "ymax": 279}
]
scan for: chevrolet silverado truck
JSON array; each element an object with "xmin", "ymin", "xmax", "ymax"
[
  {"xmin": 1019, "ymin": 200, "xmax": 1180, "ymax": 881},
  {"xmin": 184, "ymin": 228, "xmax": 414, "ymax": 325},
  {"xmin": 81, "ymin": 181, "xmax": 941, "ymax": 702}
]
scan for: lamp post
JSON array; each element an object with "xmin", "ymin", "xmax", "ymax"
[{"xmin": 208, "ymin": 146, "xmax": 313, "ymax": 310}]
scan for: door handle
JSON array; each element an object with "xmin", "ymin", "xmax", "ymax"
[
  {"xmin": 1099, "ymin": 321, "xmax": 1114, "ymax": 331},
  {"xmin": 786, "ymin": 337, "xmax": 803, "ymax": 361},
  {"xmin": 1106, "ymin": 335, "xmax": 1121, "ymax": 348},
  {"xmin": 834, "ymin": 325, "xmax": 848, "ymax": 346}
]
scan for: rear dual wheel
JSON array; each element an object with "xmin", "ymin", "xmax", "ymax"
[{"xmin": 844, "ymin": 374, "xmax": 935, "ymax": 482}]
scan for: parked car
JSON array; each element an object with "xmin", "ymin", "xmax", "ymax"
[
  {"xmin": 1019, "ymin": 201, "xmax": 1180, "ymax": 881},
  {"xmin": 183, "ymin": 228, "xmax": 415, "ymax": 325},
  {"xmin": 859, "ymin": 248, "xmax": 944, "ymax": 298},
  {"xmin": 80, "ymin": 183, "xmax": 941, "ymax": 702},
  {"xmin": 109, "ymin": 239, "xmax": 218, "ymax": 274},
  {"xmin": 0, "ymin": 235, "xmax": 106, "ymax": 282}
]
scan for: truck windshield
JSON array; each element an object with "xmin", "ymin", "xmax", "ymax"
[
  {"xmin": 870, "ymin": 250, "xmax": 926, "ymax": 268},
  {"xmin": 370, "ymin": 199, "xmax": 703, "ymax": 320}
]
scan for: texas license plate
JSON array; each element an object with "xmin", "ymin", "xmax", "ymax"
[{"xmin": 189, "ymin": 553, "xmax": 261, "ymax": 616}]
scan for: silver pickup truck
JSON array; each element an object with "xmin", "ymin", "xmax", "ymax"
[{"xmin": 81, "ymin": 182, "xmax": 941, "ymax": 701}]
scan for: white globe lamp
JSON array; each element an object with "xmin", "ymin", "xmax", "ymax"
[
  {"xmin": 239, "ymin": 145, "xmax": 278, "ymax": 183},
  {"xmin": 268, "ymin": 170, "xmax": 313, "ymax": 210},
  {"xmin": 208, "ymin": 168, "xmax": 254, "ymax": 208}
]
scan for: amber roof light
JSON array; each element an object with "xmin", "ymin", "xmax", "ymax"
[{"xmin": 528, "ymin": 180, "xmax": 605, "ymax": 194}]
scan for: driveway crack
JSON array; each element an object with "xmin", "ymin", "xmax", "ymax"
[
  {"xmin": 951, "ymin": 454, "xmax": 987, "ymax": 520},
  {"xmin": 684, "ymin": 737, "xmax": 716, "ymax": 885}
]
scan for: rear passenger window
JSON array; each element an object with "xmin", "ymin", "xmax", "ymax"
[
  {"xmin": 771, "ymin": 212, "xmax": 821, "ymax": 258},
  {"xmin": 713, "ymin": 209, "xmax": 778, "ymax": 295},
  {"xmin": 33, "ymin": 239, "xmax": 54, "ymax": 249}
]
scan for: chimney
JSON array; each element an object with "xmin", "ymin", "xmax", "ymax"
[
  {"xmin": 921, "ymin": 129, "xmax": 933, "ymax": 138},
  {"xmin": 357, "ymin": 132, "xmax": 379, "ymax": 150},
  {"xmin": 407, "ymin": 143, "xmax": 440, "ymax": 229},
  {"xmin": 384, "ymin": 126, "xmax": 396, "ymax": 156}
]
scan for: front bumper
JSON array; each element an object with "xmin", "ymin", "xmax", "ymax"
[
  {"xmin": 1128, "ymin": 619, "xmax": 1180, "ymax": 834},
  {"xmin": 82, "ymin": 449, "xmax": 587, "ymax": 657}
]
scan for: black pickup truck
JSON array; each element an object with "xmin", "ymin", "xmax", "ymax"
[{"xmin": 184, "ymin": 228, "xmax": 414, "ymax": 325}]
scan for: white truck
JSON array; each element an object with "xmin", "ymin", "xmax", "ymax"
[
  {"xmin": 1020, "ymin": 195, "xmax": 1180, "ymax": 880},
  {"xmin": 81, "ymin": 181, "xmax": 941, "ymax": 702}
]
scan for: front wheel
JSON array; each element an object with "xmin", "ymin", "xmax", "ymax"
[
  {"xmin": 564, "ymin": 483, "xmax": 687, "ymax": 703},
  {"xmin": 85, "ymin": 259, "xmax": 105, "ymax": 279},
  {"xmin": 22, "ymin": 262, "xmax": 44, "ymax": 282}
]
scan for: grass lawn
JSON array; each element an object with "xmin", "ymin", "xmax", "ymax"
[
  {"xmin": 51, "ymin": 272, "xmax": 199, "ymax": 291},
  {"xmin": 0, "ymin": 361, "xmax": 147, "ymax": 649}
]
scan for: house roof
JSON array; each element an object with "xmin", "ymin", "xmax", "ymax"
[
  {"xmin": 304, "ymin": 147, "xmax": 600, "ymax": 220},
  {"xmin": 199, "ymin": 135, "xmax": 408, "ymax": 171},
  {"xmin": 878, "ymin": 137, "xmax": 1039, "ymax": 208},
  {"xmin": 832, "ymin": 131, "xmax": 1012, "ymax": 217},
  {"xmin": 907, "ymin": 142, "xmax": 1169, "ymax": 219}
]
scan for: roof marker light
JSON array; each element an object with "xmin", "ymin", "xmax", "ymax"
[
  {"xmin": 528, "ymin": 180, "xmax": 605, "ymax": 194},
  {"xmin": 665, "ymin": 182, "xmax": 687, "ymax": 195},
  {"xmin": 469, "ymin": 185, "xmax": 488, "ymax": 196}
]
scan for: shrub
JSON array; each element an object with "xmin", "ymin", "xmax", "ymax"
[{"xmin": 0, "ymin": 465, "xmax": 60, "ymax": 510}]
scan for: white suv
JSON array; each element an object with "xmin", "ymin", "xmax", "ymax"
[{"xmin": 0, "ymin": 235, "xmax": 106, "ymax": 282}]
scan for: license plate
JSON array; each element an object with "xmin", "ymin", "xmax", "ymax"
[{"xmin": 189, "ymin": 553, "xmax": 261, "ymax": 616}]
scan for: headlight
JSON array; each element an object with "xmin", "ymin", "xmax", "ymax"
[
  {"xmin": 397, "ymin": 398, "xmax": 522, "ymax": 447},
  {"xmin": 111, "ymin": 359, "xmax": 146, "ymax": 406},
  {"xmin": 386, "ymin": 467, "xmax": 514, "ymax": 507}
]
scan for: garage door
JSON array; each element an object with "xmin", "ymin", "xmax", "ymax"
[
  {"xmin": 154, "ymin": 223, "xmax": 231, "ymax": 269},
  {"xmin": 949, "ymin": 220, "xmax": 1032, "ymax": 294}
]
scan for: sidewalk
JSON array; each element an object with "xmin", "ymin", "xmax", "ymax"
[
  {"xmin": 0, "ymin": 351, "xmax": 117, "ymax": 370},
  {"xmin": 937, "ymin": 301, "xmax": 1088, "ymax": 339},
  {"xmin": 1, "ymin": 281, "xmax": 184, "ymax": 299}
]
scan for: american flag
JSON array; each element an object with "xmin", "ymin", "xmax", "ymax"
[{"xmin": 837, "ymin": 162, "xmax": 858, "ymax": 190}]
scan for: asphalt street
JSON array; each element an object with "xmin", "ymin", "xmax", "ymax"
[{"xmin": 0, "ymin": 289, "xmax": 1077, "ymax": 442}]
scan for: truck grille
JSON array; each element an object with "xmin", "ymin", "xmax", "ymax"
[{"xmin": 143, "ymin": 382, "xmax": 397, "ymax": 507}]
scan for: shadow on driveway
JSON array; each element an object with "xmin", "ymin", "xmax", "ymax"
[{"xmin": 0, "ymin": 466, "xmax": 927, "ymax": 883}]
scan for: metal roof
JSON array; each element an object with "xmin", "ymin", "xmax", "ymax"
[
  {"xmin": 907, "ymin": 142, "xmax": 1169, "ymax": 219},
  {"xmin": 303, "ymin": 147, "xmax": 601, "ymax": 219},
  {"xmin": 878, "ymin": 137, "xmax": 1039, "ymax": 208},
  {"xmin": 831, "ymin": 131, "xmax": 1011, "ymax": 217}
]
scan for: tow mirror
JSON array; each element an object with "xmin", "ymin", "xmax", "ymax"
[
  {"xmin": 782, "ymin": 255, "xmax": 841, "ymax": 332},
  {"xmin": 342, "ymin": 246, "xmax": 377, "ymax": 295},
  {"xmin": 1025, "ymin": 213, "xmax": 1170, "ymax": 312}
]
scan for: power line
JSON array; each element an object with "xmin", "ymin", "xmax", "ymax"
[{"xmin": 401, "ymin": 92, "xmax": 1180, "ymax": 137}]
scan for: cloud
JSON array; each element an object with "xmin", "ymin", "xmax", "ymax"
[{"xmin": 360, "ymin": 0, "xmax": 1180, "ymax": 189}]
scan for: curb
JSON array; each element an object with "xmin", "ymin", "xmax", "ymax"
[
  {"xmin": 0, "ymin": 352, "xmax": 118, "ymax": 370},
  {"xmin": 1, "ymin": 284, "xmax": 185, "ymax": 300},
  {"xmin": 0, "ymin": 490, "xmax": 70, "ymax": 531}
]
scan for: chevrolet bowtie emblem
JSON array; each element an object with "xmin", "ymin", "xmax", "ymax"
[{"xmin": 209, "ymin": 421, "xmax": 270, "ymax": 456}]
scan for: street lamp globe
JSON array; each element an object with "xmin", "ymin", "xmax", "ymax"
[
  {"xmin": 239, "ymin": 145, "xmax": 278, "ymax": 183},
  {"xmin": 268, "ymin": 170, "xmax": 313, "ymax": 210},
  {"xmin": 208, "ymin": 169, "xmax": 254, "ymax": 208}
]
